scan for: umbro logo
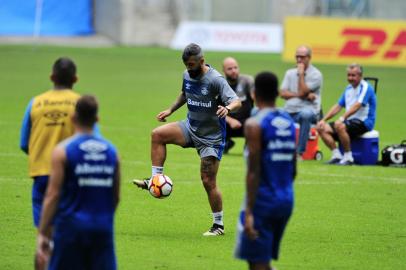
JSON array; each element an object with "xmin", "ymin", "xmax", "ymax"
[
  {"xmin": 185, "ymin": 83, "xmax": 191, "ymax": 90},
  {"xmin": 79, "ymin": 140, "xmax": 108, "ymax": 154},
  {"xmin": 271, "ymin": 117, "xmax": 292, "ymax": 137},
  {"xmin": 44, "ymin": 110, "xmax": 67, "ymax": 122},
  {"xmin": 79, "ymin": 140, "xmax": 108, "ymax": 161}
]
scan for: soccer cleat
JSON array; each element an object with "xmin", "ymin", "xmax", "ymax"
[
  {"xmin": 203, "ymin": 224, "xmax": 225, "ymax": 236},
  {"xmin": 326, "ymin": 158, "xmax": 341, "ymax": 164},
  {"xmin": 132, "ymin": 178, "xmax": 150, "ymax": 190}
]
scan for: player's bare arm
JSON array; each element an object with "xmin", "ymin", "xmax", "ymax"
[
  {"xmin": 157, "ymin": 91, "xmax": 186, "ymax": 122},
  {"xmin": 243, "ymin": 118, "xmax": 262, "ymax": 240},
  {"xmin": 36, "ymin": 146, "xmax": 66, "ymax": 266},
  {"xmin": 113, "ymin": 156, "xmax": 121, "ymax": 211}
]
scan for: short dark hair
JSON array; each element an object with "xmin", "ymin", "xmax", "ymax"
[
  {"xmin": 254, "ymin": 71, "xmax": 279, "ymax": 102},
  {"xmin": 182, "ymin": 43, "xmax": 203, "ymax": 62},
  {"xmin": 75, "ymin": 95, "xmax": 98, "ymax": 127},
  {"xmin": 52, "ymin": 57, "xmax": 76, "ymax": 86}
]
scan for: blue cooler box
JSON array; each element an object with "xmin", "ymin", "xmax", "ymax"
[{"xmin": 340, "ymin": 130, "xmax": 379, "ymax": 165}]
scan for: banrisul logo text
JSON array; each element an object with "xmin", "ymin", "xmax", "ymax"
[{"xmin": 187, "ymin": 98, "xmax": 212, "ymax": 108}]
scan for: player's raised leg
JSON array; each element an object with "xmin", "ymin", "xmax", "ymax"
[
  {"xmin": 133, "ymin": 122, "xmax": 186, "ymax": 189},
  {"xmin": 200, "ymin": 156, "xmax": 224, "ymax": 236},
  {"xmin": 151, "ymin": 122, "xmax": 187, "ymax": 167}
]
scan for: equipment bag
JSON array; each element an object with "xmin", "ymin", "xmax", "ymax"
[{"xmin": 381, "ymin": 140, "xmax": 406, "ymax": 167}]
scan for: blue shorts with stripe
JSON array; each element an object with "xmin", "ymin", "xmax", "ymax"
[{"xmin": 178, "ymin": 120, "xmax": 225, "ymax": 160}]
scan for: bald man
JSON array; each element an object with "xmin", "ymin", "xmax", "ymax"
[
  {"xmin": 280, "ymin": 45, "xmax": 323, "ymax": 159},
  {"xmin": 222, "ymin": 57, "xmax": 254, "ymax": 154}
]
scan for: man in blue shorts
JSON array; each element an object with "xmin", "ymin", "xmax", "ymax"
[
  {"xmin": 36, "ymin": 95, "xmax": 120, "ymax": 270},
  {"xmin": 133, "ymin": 43, "xmax": 241, "ymax": 236},
  {"xmin": 317, "ymin": 63, "xmax": 376, "ymax": 165},
  {"xmin": 235, "ymin": 71, "xmax": 296, "ymax": 270}
]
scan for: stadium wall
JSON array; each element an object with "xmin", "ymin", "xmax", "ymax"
[
  {"xmin": 95, "ymin": 0, "xmax": 177, "ymax": 46},
  {"xmin": 94, "ymin": 0, "xmax": 406, "ymax": 46},
  {"xmin": 93, "ymin": 0, "xmax": 315, "ymax": 46},
  {"xmin": 0, "ymin": 0, "xmax": 94, "ymax": 36}
]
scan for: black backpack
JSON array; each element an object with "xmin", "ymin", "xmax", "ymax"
[{"xmin": 381, "ymin": 140, "xmax": 406, "ymax": 167}]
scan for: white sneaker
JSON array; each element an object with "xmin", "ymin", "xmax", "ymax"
[
  {"xmin": 338, "ymin": 158, "xmax": 354, "ymax": 165},
  {"xmin": 203, "ymin": 224, "xmax": 224, "ymax": 236}
]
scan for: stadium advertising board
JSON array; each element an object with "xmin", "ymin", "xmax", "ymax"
[
  {"xmin": 171, "ymin": 21, "xmax": 283, "ymax": 53},
  {"xmin": 284, "ymin": 17, "xmax": 406, "ymax": 67}
]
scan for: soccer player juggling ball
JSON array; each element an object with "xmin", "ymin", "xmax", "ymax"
[{"xmin": 133, "ymin": 43, "xmax": 241, "ymax": 236}]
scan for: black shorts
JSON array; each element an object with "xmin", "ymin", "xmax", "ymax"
[{"xmin": 329, "ymin": 118, "xmax": 368, "ymax": 141}]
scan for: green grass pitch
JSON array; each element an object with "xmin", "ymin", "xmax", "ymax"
[{"xmin": 0, "ymin": 45, "xmax": 405, "ymax": 269}]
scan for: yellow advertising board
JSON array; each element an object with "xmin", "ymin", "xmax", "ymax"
[{"xmin": 284, "ymin": 17, "xmax": 406, "ymax": 67}]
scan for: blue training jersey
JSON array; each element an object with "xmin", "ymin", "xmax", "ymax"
[
  {"xmin": 338, "ymin": 79, "xmax": 377, "ymax": 131},
  {"xmin": 56, "ymin": 134, "xmax": 118, "ymax": 232},
  {"xmin": 251, "ymin": 108, "xmax": 296, "ymax": 215}
]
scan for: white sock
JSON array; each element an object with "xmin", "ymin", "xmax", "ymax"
[
  {"xmin": 332, "ymin": 148, "xmax": 342, "ymax": 159},
  {"xmin": 343, "ymin": 151, "xmax": 353, "ymax": 161},
  {"xmin": 152, "ymin": 166, "xmax": 163, "ymax": 176},
  {"xmin": 213, "ymin": 211, "xmax": 224, "ymax": 226}
]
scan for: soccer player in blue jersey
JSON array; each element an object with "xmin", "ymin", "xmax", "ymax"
[
  {"xmin": 133, "ymin": 43, "xmax": 241, "ymax": 236},
  {"xmin": 235, "ymin": 71, "xmax": 296, "ymax": 270},
  {"xmin": 35, "ymin": 95, "xmax": 120, "ymax": 270},
  {"xmin": 317, "ymin": 63, "xmax": 377, "ymax": 165}
]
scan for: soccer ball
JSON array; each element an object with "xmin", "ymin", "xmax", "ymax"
[{"xmin": 148, "ymin": 174, "xmax": 173, "ymax": 199}]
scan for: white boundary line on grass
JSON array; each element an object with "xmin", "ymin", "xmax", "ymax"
[
  {"xmin": 120, "ymin": 159, "xmax": 406, "ymax": 184},
  {"xmin": 3, "ymin": 152, "xmax": 404, "ymax": 184}
]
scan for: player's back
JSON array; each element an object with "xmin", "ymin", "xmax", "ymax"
[
  {"xmin": 28, "ymin": 89, "xmax": 80, "ymax": 176},
  {"xmin": 253, "ymin": 108, "xmax": 296, "ymax": 215},
  {"xmin": 57, "ymin": 134, "xmax": 118, "ymax": 232}
]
